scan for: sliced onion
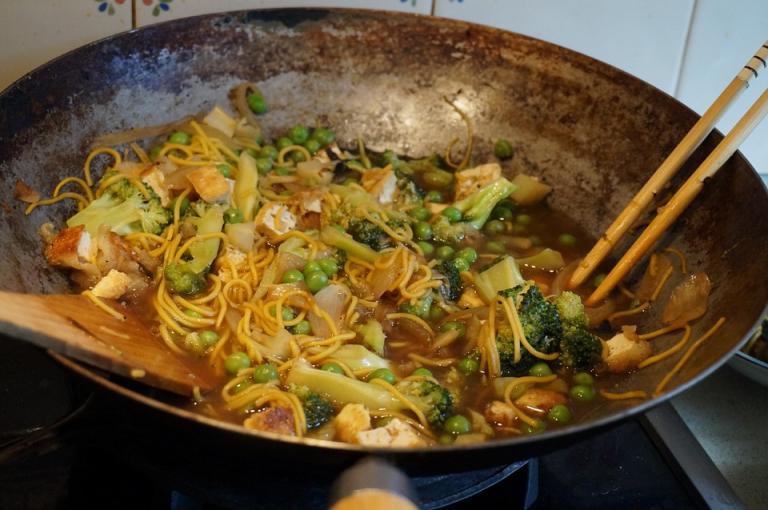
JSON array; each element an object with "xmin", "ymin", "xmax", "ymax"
[
  {"xmin": 225, "ymin": 223, "xmax": 255, "ymax": 252},
  {"xmin": 274, "ymin": 251, "xmax": 306, "ymax": 281},
  {"xmin": 257, "ymin": 327, "xmax": 293, "ymax": 359},
  {"xmin": 91, "ymin": 116, "xmax": 193, "ymax": 148},
  {"xmin": 13, "ymin": 180, "xmax": 40, "ymax": 203},
  {"xmin": 370, "ymin": 263, "xmax": 403, "ymax": 298},
  {"xmin": 662, "ymin": 272, "xmax": 711, "ymax": 326},
  {"xmin": 584, "ymin": 299, "xmax": 617, "ymax": 327},
  {"xmin": 308, "ymin": 283, "xmax": 349, "ymax": 338}
]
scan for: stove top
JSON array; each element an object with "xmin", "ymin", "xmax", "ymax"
[{"xmin": 0, "ymin": 340, "xmax": 743, "ymax": 509}]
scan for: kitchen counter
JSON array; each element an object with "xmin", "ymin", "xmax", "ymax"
[{"xmin": 673, "ymin": 365, "xmax": 767, "ymax": 509}]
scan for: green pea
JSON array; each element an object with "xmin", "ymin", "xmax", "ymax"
[
  {"xmin": 572, "ymin": 372, "xmax": 594, "ymax": 386},
  {"xmin": 311, "ymin": 127, "xmax": 335, "ymax": 146},
  {"xmin": 224, "ymin": 352, "xmax": 251, "ymax": 375},
  {"xmin": 289, "ymin": 150, "xmax": 307, "ymax": 163},
  {"xmin": 417, "ymin": 241, "xmax": 434, "ymax": 256},
  {"xmin": 429, "ymin": 305, "xmax": 445, "ymax": 322},
  {"xmin": 592, "ymin": 273, "xmax": 606, "ymax": 288},
  {"xmin": 244, "ymin": 147, "xmax": 259, "ymax": 159},
  {"xmin": 280, "ymin": 269, "xmax": 304, "ymax": 285},
  {"xmin": 484, "ymin": 219, "xmax": 505, "ymax": 235},
  {"xmin": 441, "ymin": 206, "xmax": 463, "ymax": 223},
  {"xmin": 224, "ymin": 208, "xmax": 244, "ymax": 224},
  {"xmin": 172, "ymin": 196, "xmax": 189, "ymax": 216},
  {"xmin": 528, "ymin": 362, "xmax": 553, "ymax": 377},
  {"xmin": 558, "ymin": 233, "xmax": 577, "ymax": 247},
  {"xmin": 494, "ymin": 138, "xmax": 514, "ymax": 160},
  {"xmin": 367, "ymin": 368, "xmax": 396, "ymax": 385},
  {"xmin": 425, "ymin": 190, "xmax": 444, "ymax": 203},
  {"xmin": 306, "ymin": 271, "xmax": 329, "ymax": 293},
  {"xmin": 547, "ymin": 404, "xmax": 572, "ymax": 424},
  {"xmin": 149, "ymin": 145, "xmax": 163, "ymax": 161},
  {"xmin": 422, "ymin": 170, "xmax": 454, "ymax": 189},
  {"xmin": 443, "ymin": 415, "xmax": 471, "ymax": 435},
  {"xmin": 281, "ymin": 307, "xmax": 295, "ymax": 321},
  {"xmin": 414, "ymin": 221, "xmax": 433, "ymax": 241},
  {"xmin": 184, "ymin": 309, "xmax": 202, "ymax": 318},
  {"xmin": 303, "ymin": 138, "xmax": 321, "ymax": 155},
  {"xmin": 412, "ymin": 367, "xmax": 433, "ymax": 378},
  {"xmin": 321, "ymin": 362, "xmax": 344, "ymax": 374},
  {"xmin": 457, "ymin": 356, "xmax": 479, "ymax": 375},
  {"xmin": 276, "ymin": 136, "xmax": 294, "ymax": 150},
  {"xmin": 246, "ymin": 93, "xmax": 267, "ymax": 114},
  {"xmin": 451, "ymin": 257, "xmax": 470, "ymax": 272},
  {"xmin": 438, "ymin": 434, "xmax": 455, "ymax": 445},
  {"xmin": 318, "ymin": 257, "xmax": 339, "ymax": 276},
  {"xmin": 274, "ymin": 166, "xmax": 293, "ymax": 176},
  {"xmin": 304, "ymin": 260, "xmax": 322, "ymax": 274},
  {"xmin": 259, "ymin": 145, "xmax": 278, "ymax": 160},
  {"xmin": 485, "ymin": 240, "xmax": 506, "ymax": 254},
  {"xmin": 255, "ymin": 157, "xmax": 273, "ymax": 175},
  {"xmin": 521, "ymin": 419, "xmax": 546, "ymax": 434},
  {"xmin": 291, "ymin": 320, "xmax": 312, "ymax": 335},
  {"xmin": 253, "ymin": 363, "xmax": 279, "ymax": 383},
  {"xmin": 456, "ymin": 247, "xmax": 478, "ymax": 265},
  {"xmin": 515, "ymin": 214, "xmax": 532, "ymax": 225},
  {"xmin": 513, "ymin": 223, "xmax": 528, "ymax": 234},
  {"xmin": 570, "ymin": 384, "xmax": 595, "ymax": 402},
  {"xmin": 288, "ymin": 125, "xmax": 310, "ymax": 144},
  {"xmin": 409, "ymin": 207, "xmax": 431, "ymax": 221},
  {"xmin": 217, "ymin": 164, "xmax": 232, "ymax": 178},
  {"xmin": 199, "ymin": 330, "xmax": 219, "ymax": 348},
  {"xmin": 169, "ymin": 131, "xmax": 191, "ymax": 145},
  {"xmin": 435, "ymin": 245, "xmax": 455, "ymax": 260},
  {"xmin": 529, "ymin": 235, "xmax": 543, "ymax": 246},
  {"xmin": 232, "ymin": 379, "xmax": 253, "ymax": 394},
  {"xmin": 440, "ymin": 321, "xmax": 466, "ymax": 337},
  {"xmin": 183, "ymin": 333, "xmax": 205, "ymax": 355},
  {"xmin": 399, "ymin": 302, "xmax": 419, "ymax": 315},
  {"xmin": 492, "ymin": 205, "xmax": 514, "ymax": 221}
]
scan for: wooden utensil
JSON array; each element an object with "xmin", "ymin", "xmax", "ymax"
[{"xmin": 0, "ymin": 291, "xmax": 213, "ymax": 395}]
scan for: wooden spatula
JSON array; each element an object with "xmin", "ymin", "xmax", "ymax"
[{"xmin": 0, "ymin": 291, "xmax": 214, "ymax": 395}]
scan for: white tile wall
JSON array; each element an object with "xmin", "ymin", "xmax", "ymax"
[
  {"xmin": 136, "ymin": 0, "xmax": 431, "ymax": 26},
  {"xmin": 433, "ymin": 0, "xmax": 695, "ymax": 95},
  {"xmin": 676, "ymin": 0, "xmax": 768, "ymax": 173}
]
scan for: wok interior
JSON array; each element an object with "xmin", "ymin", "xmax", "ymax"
[{"xmin": 1, "ymin": 9, "xmax": 766, "ymax": 444}]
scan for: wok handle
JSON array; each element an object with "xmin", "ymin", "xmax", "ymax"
[
  {"xmin": 641, "ymin": 403, "xmax": 745, "ymax": 509},
  {"xmin": 329, "ymin": 457, "xmax": 419, "ymax": 510}
]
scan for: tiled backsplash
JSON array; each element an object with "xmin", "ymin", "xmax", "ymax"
[{"xmin": 1, "ymin": 0, "xmax": 765, "ymax": 173}]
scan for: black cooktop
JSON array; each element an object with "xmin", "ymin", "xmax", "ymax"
[{"xmin": 0, "ymin": 339, "xmax": 742, "ymax": 509}]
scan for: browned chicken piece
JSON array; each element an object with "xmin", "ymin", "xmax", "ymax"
[
  {"xmin": 361, "ymin": 166, "xmax": 397, "ymax": 204},
  {"xmin": 602, "ymin": 326, "xmax": 653, "ymax": 374},
  {"xmin": 514, "ymin": 388, "xmax": 567, "ymax": 415},
  {"xmin": 243, "ymin": 406, "xmax": 296, "ymax": 436},
  {"xmin": 45, "ymin": 225, "xmax": 100, "ymax": 284},
  {"xmin": 356, "ymin": 418, "xmax": 426, "ymax": 447},
  {"xmin": 484, "ymin": 400, "xmax": 517, "ymax": 427},
  {"xmin": 334, "ymin": 403, "xmax": 371, "ymax": 444}
]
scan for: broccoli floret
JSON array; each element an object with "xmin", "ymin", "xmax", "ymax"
[
  {"xmin": 554, "ymin": 291, "xmax": 589, "ymax": 332},
  {"xmin": 66, "ymin": 188, "xmax": 171, "ymax": 237},
  {"xmin": 395, "ymin": 176, "xmax": 424, "ymax": 208},
  {"xmin": 348, "ymin": 219, "xmax": 393, "ymax": 251},
  {"xmin": 431, "ymin": 178, "xmax": 517, "ymax": 244},
  {"xmin": 437, "ymin": 259, "xmax": 463, "ymax": 301},
  {"xmin": 496, "ymin": 285, "xmax": 562, "ymax": 376},
  {"xmin": 290, "ymin": 384, "xmax": 334, "ymax": 430},
  {"xmin": 559, "ymin": 328, "xmax": 602, "ymax": 370},
  {"xmin": 320, "ymin": 225, "xmax": 379, "ymax": 263},
  {"xmin": 395, "ymin": 379, "xmax": 454, "ymax": 427},
  {"xmin": 357, "ymin": 319, "xmax": 386, "ymax": 355},
  {"xmin": 164, "ymin": 261, "xmax": 206, "ymax": 295}
]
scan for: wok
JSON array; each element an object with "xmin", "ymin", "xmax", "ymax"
[{"xmin": 1, "ymin": 9, "xmax": 766, "ymax": 474}]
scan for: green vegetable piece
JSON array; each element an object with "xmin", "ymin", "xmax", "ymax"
[
  {"xmin": 276, "ymin": 136, "xmax": 294, "ymax": 150},
  {"xmin": 570, "ymin": 384, "xmax": 596, "ymax": 402},
  {"xmin": 274, "ymin": 166, "xmax": 293, "ymax": 176},
  {"xmin": 291, "ymin": 320, "xmax": 312, "ymax": 335},
  {"xmin": 224, "ymin": 208, "xmax": 244, "ymax": 224},
  {"xmin": 282, "ymin": 269, "xmax": 305, "ymax": 284},
  {"xmin": 311, "ymin": 127, "xmax": 335, "ymax": 146},
  {"xmin": 234, "ymin": 153, "xmax": 259, "ymax": 221},
  {"xmin": 436, "ymin": 245, "xmax": 455, "ymax": 260},
  {"xmin": 547, "ymin": 404, "xmax": 572, "ymax": 423},
  {"xmin": 318, "ymin": 257, "xmax": 339, "ymax": 276},
  {"xmin": 412, "ymin": 367, "xmax": 433, "ymax": 378},
  {"xmin": 414, "ymin": 221, "xmax": 433, "ymax": 241},
  {"xmin": 304, "ymin": 138, "xmax": 321, "ymax": 155},
  {"xmin": 484, "ymin": 219, "xmax": 506, "ymax": 235},
  {"xmin": 225, "ymin": 352, "xmax": 251, "ymax": 375},
  {"xmin": 253, "ymin": 363, "xmax": 279, "ymax": 383},
  {"xmin": 425, "ymin": 190, "xmax": 444, "ymax": 203},
  {"xmin": 422, "ymin": 170, "xmax": 454, "ymax": 189},
  {"xmin": 199, "ymin": 330, "xmax": 219, "ymax": 348},
  {"xmin": 485, "ymin": 240, "xmax": 506, "ymax": 254},
  {"xmin": 515, "ymin": 214, "xmax": 532, "ymax": 225},
  {"xmin": 320, "ymin": 225, "xmax": 379, "ymax": 264},
  {"xmin": 456, "ymin": 247, "xmax": 478, "ymax": 265},
  {"xmin": 184, "ymin": 309, "xmax": 202, "ymax": 318},
  {"xmin": 440, "ymin": 321, "xmax": 466, "ymax": 337},
  {"xmin": 558, "ymin": 233, "xmax": 577, "ymax": 247},
  {"xmin": 429, "ymin": 305, "xmax": 445, "ymax": 322},
  {"xmin": 303, "ymin": 260, "xmax": 322, "ymax": 275},
  {"xmin": 358, "ymin": 318, "xmax": 386, "ymax": 355},
  {"xmin": 321, "ymin": 362, "xmax": 344, "ymax": 375},
  {"xmin": 451, "ymin": 257, "xmax": 470, "ymax": 272},
  {"xmin": 367, "ymin": 368, "xmax": 397, "ymax": 385},
  {"xmin": 169, "ymin": 131, "xmax": 191, "ymax": 145},
  {"xmin": 288, "ymin": 125, "xmax": 310, "ymax": 144},
  {"xmin": 255, "ymin": 157, "xmax": 273, "ymax": 175},
  {"xmin": 259, "ymin": 145, "xmax": 278, "ymax": 160},
  {"xmin": 164, "ymin": 262, "xmax": 206, "ymax": 296},
  {"xmin": 457, "ymin": 356, "xmax": 479, "ymax": 375},
  {"xmin": 442, "ymin": 206, "xmax": 462, "ymax": 223},
  {"xmin": 521, "ymin": 419, "xmax": 546, "ymax": 434},
  {"xmin": 306, "ymin": 271, "xmax": 329, "ymax": 293},
  {"xmin": 216, "ymin": 164, "xmax": 232, "ymax": 178},
  {"xmin": 281, "ymin": 307, "xmax": 295, "ymax": 321},
  {"xmin": 410, "ymin": 207, "xmax": 431, "ymax": 221},
  {"xmin": 491, "ymin": 204, "xmax": 515, "ymax": 221},
  {"xmin": 247, "ymin": 93, "xmax": 267, "ymax": 114},
  {"xmin": 444, "ymin": 415, "xmax": 471, "ymax": 435},
  {"xmin": 474, "ymin": 256, "xmax": 524, "ymax": 303},
  {"xmin": 528, "ymin": 362, "xmax": 553, "ymax": 377},
  {"xmin": 290, "ymin": 384, "xmax": 334, "ymax": 430},
  {"xmin": 572, "ymin": 372, "xmax": 594, "ymax": 386},
  {"xmin": 417, "ymin": 241, "xmax": 434, "ymax": 256}
]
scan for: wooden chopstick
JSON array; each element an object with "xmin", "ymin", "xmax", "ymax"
[
  {"xmin": 586, "ymin": 85, "xmax": 768, "ymax": 306},
  {"xmin": 570, "ymin": 41, "xmax": 768, "ymax": 289}
]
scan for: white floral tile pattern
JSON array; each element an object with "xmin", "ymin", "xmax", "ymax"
[
  {"xmin": 0, "ymin": 0, "xmax": 132, "ymax": 91},
  {"xmin": 434, "ymin": 0, "xmax": 695, "ymax": 95},
  {"xmin": 136, "ymin": 0, "xmax": 431, "ymax": 26}
]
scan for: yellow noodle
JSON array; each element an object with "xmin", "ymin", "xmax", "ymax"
[
  {"xmin": 82, "ymin": 290, "xmax": 125, "ymax": 321},
  {"xmin": 639, "ymin": 325, "xmax": 692, "ymax": 369},
  {"xmin": 600, "ymin": 390, "xmax": 648, "ymax": 400}
]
